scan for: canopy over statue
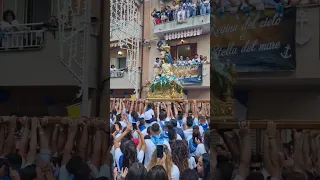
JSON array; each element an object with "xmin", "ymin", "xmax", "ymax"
[{"xmin": 146, "ymin": 43, "xmax": 184, "ymax": 101}]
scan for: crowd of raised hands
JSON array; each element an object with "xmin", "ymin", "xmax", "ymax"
[
  {"xmin": 110, "ymin": 98, "xmax": 211, "ymax": 180},
  {"xmin": 212, "ymin": 121, "xmax": 320, "ymax": 180},
  {"xmin": 0, "ymin": 116, "xmax": 109, "ymax": 180}
]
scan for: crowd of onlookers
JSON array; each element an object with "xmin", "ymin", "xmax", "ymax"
[
  {"xmin": 154, "ymin": 54, "xmax": 209, "ymax": 68},
  {"xmin": 212, "ymin": 121, "xmax": 320, "ymax": 180},
  {"xmin": 151, "ymin": 0, "xmax": 210, "ymax": 25},
  {"xmin": 110, "ymin": 98, "xmax": 211, "ymax": 180}
]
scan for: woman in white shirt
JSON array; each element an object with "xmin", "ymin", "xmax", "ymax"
[
  {"xmin": 114, "ymin": 123, "xmax": 146, "ymax": 172},
  {"xmin": 147, "ymin": 144, "xmax": 180, "ymax": 180}
]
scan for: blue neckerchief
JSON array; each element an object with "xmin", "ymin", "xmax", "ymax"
[
  {"xmin": 110, "ymin": 116, "xmax": 114, "ymax": 121},
  {"xmin": 145, "ymin": 107, "xmax": 151, "ymax": 112},
  {"xmin": 119, "ymin": 155, "xmax": 124, "ymax": 171},
  {"xmin": 151, "ymin": 135, "xmax": 164, "ymax": 145},
  {"xmin": 133, "ymin": 117, "xmax": 139, "ymax": 123},
  {"xmin": 177, "ymin": 119, "xmax": 183, "ymax": 126},
  {"xmin": 1, "ymin": 175, "xmax": 10, "ymax": 180},
  {"xmin": 159, "ymin": 121, "xmax": 165, "ymax": 131},
  {"xmin": 199, "ymin": 123, "xmax": 208, "ymax": 131},
  {"xmin": 139, "ymin": 125, "xmax": 146, "ymax": 132},
  {"xmin": 188, "ymin": 138, "xmax": 198, "ymax": 153},
  {"xmin": 161, "ymin": 131, "xmax": 169, "ymax": 141}
]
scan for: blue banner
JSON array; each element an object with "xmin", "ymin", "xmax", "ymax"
[
  {"xmin": 212, "ymin": 8, "xmax": 296, "ymax": 72},
  {"xmin": 172, "ymin": 64, "xmax": 203, "ymax": 85}
]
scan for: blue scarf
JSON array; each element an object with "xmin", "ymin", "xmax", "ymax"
[
  {"xmin": 159, "ymin": 121, "xmax": 165, "ymax": 131},
  {"xmin": 177, "ymin": 119, "xmax": 183, "ymax": 126},
  {"xmin": 199, "ymin": 123, "xmax": 208, "ymax": 131},
  {"xmin": 133, "ymin": 117, "xmax": 139, "ymax": 123},
  {"xmin": 188, "ymin": 138, "xmax": 198, "ymax": 154},
  {"xmin": 145, "ymin": 107, "xmax": 151, "ymax": 112},
  {"xmin": 151, "ymin": 135, "xmax": 164, "ymax": 145},
  {"xmin": 161, "ymin": 131, "xmax": 169, "ymax": 141},
  {"xmin": 1, "ymin": 175, "xmax": 10, "ymax": 180},
  {"xmin": 139, "ymin": 125, "xmax": 146, "ymax": 132}
]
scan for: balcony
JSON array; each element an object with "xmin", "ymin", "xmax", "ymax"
[
  {"xmin": 0, "ymin": 23, "xmax": 97, "ymax": 87},
  {"xmin": 0, "ymin": 23, "xmax": 44, "ymax": 51},
  {"xmin": 110, "ymin": 70, "xmax": 135, "ymax": 89},
  {"xmin": 153, "ymin": 14, "xmax": 210, "ymax": 40}
]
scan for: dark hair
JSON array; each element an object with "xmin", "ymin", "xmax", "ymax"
[
  {"xmin": 95, "ymin": 177, "xmax": 110, "ymax": 180},
  {"xmin": 131, "ymin": 111, "xmax": 139, "ymax": 119},
  {"xmin": 202, "ymin": 153, "xmax": 210, "ymax": 180},
  {"xmin": 122, "ymin": 127, "xmax": 133, "ymax": 140},
  {"xmin": 147, "ymin": 103, "xmax": 153, "ymax": 109},
  {"xmin": 204, "ymin": 129, "xmax": 210, "ymax": 152},
  {"xmin": 66, "ymin": 156, "xmax": 84, "ymax": 176},
  {"xmin": 186, "ymin": 117, "xmax": 193, "ymax": 127},
  {"xmin": 164, "ymin": 121, "xmax": 173, "ymax": 130},
  {"xmin": 171, "ymin": 140, "xmax": 189, "ymax": 174},
  {"xmin": 5, "ymin": 152, "xmax": 22, "ymax": 170},
  {"xmin": 122, "ymin": 140, "xmax": 138, "ymax": 169},
  {"xmin": 180, "ymin": 169, "xmax": 199, "ymax": 180},
  {"xmin": 159, "ymin": 113, "xmax": 165, "ymax": 121},
  {"xmin": 251, "ymin": 153, "xmax": 262, "ymax": 163},
  {"xmin": 20, "ymin": 164, "xmax": 37, "ymax": 180},
  {"xmin": 246, "ymin": 172, "xmax": 264, "ymax": 180},
  {"xmin": 147, "ymin": 126, "xmax": 151, "ymax": 135},
  {"xmin": 170, "ymin": 119, "xmax": 177, "ymax": 127},
  {"xmin": 168, "ymin": 129, "xmax": 177, "ymax": 141},
  {"xmin": 146, "ymin": 165, "xmax": 169, "ymax": 180},
  {"xmin": 111, "ymin": 65, "xmax": 115, "ymax": 68},
  {"xmin": 151, "ymin": 123, "xmax": 160, "ymax": 134},
  {"xmin": 125, "ymin": 162, "xmax": 147, "ymax": 180},
  {"xmin": 192, "ymin": 127, "xmax": 201, "ymax": 143},
  {"xmin": 139, "ymin": 118, "xmax": 145, "ymax": 125},
  {"xmin": 3, "ymin": 10, "xmax": 16, "ymax": 21}
]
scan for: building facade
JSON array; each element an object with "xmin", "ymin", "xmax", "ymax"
[{"xmin": 110, "ymin": 0, "xmax": 211, "ymax": 100}]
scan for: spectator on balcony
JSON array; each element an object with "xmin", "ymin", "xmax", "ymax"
[
  {"xmin": 154, "ymin": 58, "xmax": 161, "ymax": 68},
  {"xmin": 177, "ymin": 56, "xmax": 186, "ymax": 66},
  {"xmin": 165, "ymin": 6, "xmax": 174, "ymax": 21},
  {"xmin": 151, "ymin": 9, "xmax": 161, "ymax": 25},
  {"xmin": 1, "ymin": 10, "xmax": 28, "ymax": 48}
]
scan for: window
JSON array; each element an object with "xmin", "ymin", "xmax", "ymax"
[
  {"xmin": 118, "ymin": 57, "xmax": 126, "ymax": 69},
  {"xmin": 170, "ymin": 43, "xmax": 197, "ymax": 60}
]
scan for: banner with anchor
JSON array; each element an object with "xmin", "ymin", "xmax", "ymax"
[{"xmin": 212, "ymin": 8, "xmax": 296, "ymax": 72}]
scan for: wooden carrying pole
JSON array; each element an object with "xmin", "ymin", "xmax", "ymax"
[
  {"xmin": 0, "ymin": 116, "xmax": 106, "ymax": 124},
  {"xmin": 112, "ymin": 99, "xmax": 210, "ymax": 102},
  {"xmin": 211, "ymin": 120, "xmax": 320, "ymax": 129}
]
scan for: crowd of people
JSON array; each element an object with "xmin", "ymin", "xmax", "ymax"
[
  {"xmin": 151, "ymin": 0, "xmax": 210, "ymax": 25},
  {"xmin": 212, "ymin": 121, "xmax": 320, "ymax": 180},
  {"xmin": 110, "ymin": 98, "xmax": 211, "ymax": 180},
  {"xmin": 154, "ymin": 54, "xmax": 208, "ymax": 68},
  {"xmin": 0, "ymin": 116, "xmax": 110, "ymax": 180}
]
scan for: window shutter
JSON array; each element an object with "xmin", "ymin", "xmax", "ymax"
[
  {"xmin": 190, "ymin": 43, "xmax": 197, "ymax": 57},
  {"xmin": 170, "ymin": 46, "xmax": 177, "ymax": 60}
]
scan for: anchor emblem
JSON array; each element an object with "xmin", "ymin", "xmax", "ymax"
[
  {"xmin": 296, "ymin": 7, "xmax": 311, "ymax": 45},
  {"xmin": 281, "ymin": 44, "xmax": 292, "ymax": 59}
]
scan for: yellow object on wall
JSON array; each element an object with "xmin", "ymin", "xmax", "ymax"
[{"xmin": 66, "ymin": 103, "xmax": 81, "ymax": 117}]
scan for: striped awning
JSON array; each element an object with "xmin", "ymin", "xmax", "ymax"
[
  {"xmin": 110, "ymin": 42, "xmax": 120, "ymax": 47},
  {"xmin": 164, "ymin": 28, "xmax": 203, "ymax": 40}
]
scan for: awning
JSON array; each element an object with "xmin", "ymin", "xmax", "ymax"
[
  {"xmin": 164, "ymin": 28, "xmax": 203, "ymax": 40},
  {"xmin": 110, "ymin": 42, "xmax": 120, "ymax": 47}
]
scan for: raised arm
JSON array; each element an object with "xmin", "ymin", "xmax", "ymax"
[
  {"xmin": 91, "ymin": 119, "xmax": 103, "ymax": 169},
  {"xmin": 265, "ymin": 121, "xmax": 280, "ymax": 178},
  {"xmin": 114, "ymin": 123, "xmax": 132, "ymax": 149},
  {"xmin": 77, "ymin": 120, "xmax": 88, "ymax": 160},
  {"xmin": 292, "ymin": 131, "xmax": 305, "ymax": 172},
  {"xmin": 25, "ymin": 118, "xmax": 38, "ymax": 165},
  {"xmin": 2, "ymin": 116, "xmax": 17, "ymax": 156},
  {"xmin": 18, "ymin": 117, "xmax": 30, "ymax": 160},
  {"xmin": 302, "ymin": 131, "xmax": 312, "ymax": 170},
  {"xmin": 51, "ymin": 124, "xmax": 60, "ymax": 156},
  {"xmin": 61, "ymin": 119, "xmax": 78, "ymax": 165},
  {"xmin": 238, "ymin": 121, "xmax": 251, "ymax": 179}
]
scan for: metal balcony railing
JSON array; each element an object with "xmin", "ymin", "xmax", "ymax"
[
  {"xmin": 0, "ymin": 23, "xmax": 45, "ymax": 51},
  {"xmin": 111, "ymin": 69, "xmax": 125, "ymax": 78}
]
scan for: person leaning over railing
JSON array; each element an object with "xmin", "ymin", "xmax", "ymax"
[{"xmin": 0, "ymin": 10, "xmax": 29, "ymax": 48}]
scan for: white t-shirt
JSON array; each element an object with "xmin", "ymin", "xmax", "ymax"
[
  {"xmin": 114, "ymin": 148, "xmax": 144, "ymax": 172},
  {"xmin": 188, "ymin": 157, "xmax": 197, "ymax": 169},
  {"xmin": 183, "ymin": 129, "xmax": 193, "ymax": 142},
  {"xmin": 154, "ymin": 61, "xmax": 160, "ymax": 67},
  {"xmin": 144, "ymin": 139, "xmax": 171, "ymax": 167},
  {"xmin": 171, "ymin": 164, "xmax": 180, "ymax": 180},
  {"xmin": 119, "ymin": 121, "xmax": 127, "ymax": 129},
  {"xmin": 143, "ymin": 109, "xmax": 154, "ymax": 120}
]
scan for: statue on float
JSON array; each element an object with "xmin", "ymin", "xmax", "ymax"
[{"xmin": 146, "ymin": 43, "xmax": 184, "ymax": 100}]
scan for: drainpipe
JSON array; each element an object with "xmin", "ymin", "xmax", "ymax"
[
  {"xmin": 95, "ymin": 0, "xmax": 105, "ymax": 116},
  {"xmin": 139, "ymin": 0, "xmax": 145, "ymax": 98}
]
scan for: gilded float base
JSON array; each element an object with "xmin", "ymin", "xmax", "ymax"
[{"xmin": 146, "ymin": 88, "xmax": 184, "ymax": 101}]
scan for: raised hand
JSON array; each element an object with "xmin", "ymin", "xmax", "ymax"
[
  {"xmin": 68, "ymin": 119, "xmax": 78, "ymax": 133},
  {"xmin": 20, "ymin": 116, "xmax": 29, "ymax": 128},
  {"xmin": 266, "ymin": 121, "xmax": 276, "ymax": 138},
  {"xmin": 238, "ymin": 120, "xmax": 250, "ymax": 137}
]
